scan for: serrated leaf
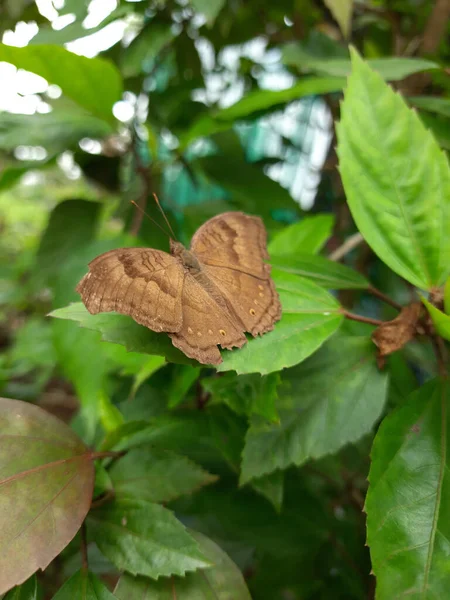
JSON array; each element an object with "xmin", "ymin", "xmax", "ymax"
[
  {"xmin": 168, "ymin": 366, "xmax": 202, "ymax": 409},
  {"xmin": 250, "ymin": 471, "xmax": 284, "ymax": 513},
  {"xmin": 366, "ymin": 379, "xmax": 450, "ymax": 598},
  {"xmin": 49, "ymin": 303, "xmax": 194, "ymax": 366},
  {"xmin": 268, "ymin": 215, "xmax": 334, "ymax": 256},
  {"xmin": 0, "ymin": 398, "xmax": 95, "ymax": 595},
  {"xmin": 88, "ymin": 499, "xmax": 210, "ymax": 579},
  {"xmin": 203, "ymin": 372, "xmax": 280, "ymax": 422},
  {"xmin": 422, "ymin": 298, "xmax": 450, "ymax": 341},
  {"xmin": 337, "ymin": 49, "xmax": 450, "ymax": 290},
  {"xmin": 283, "ymin": 46, "xmax": 440, "ymax": 80},
  {"xmin": 0, "ymin": 44, "xmax": 122, "ymax": 123},
  {"xmin": 52, "ymin": 570, "xmax": 116, "ymax": 600},
  {"xmin": 271, "ymin": 253, "xmax": 369, "ymax": 289},
  {"xmin": 50, "ymin": 270, "xmax": 343, "ymax": 375},
  {"xmin": 240, "ymin": 336, "xmax": 388, "ymax": 483},
  {"xmin": 114, "ymin": 530, "xmax": 251, "ymax": 599},
  {"xmin": 3, "ymin": 576, "xmax": 40, "ymax": 600},
  {"xmin": 324, "ymin": 0, "xmax": 353, "ymax": 38},
  {"xmin": 108, "ymin": 447, "xmax": 217, "ymax": 503},
  {"xmin": 218, "ymin": 271, "xmax": 344, "ymax": 375}
]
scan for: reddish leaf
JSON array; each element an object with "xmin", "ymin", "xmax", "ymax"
[{"xmin": 0, "ymin": 398, "xmax": 95, "ymax": 595}]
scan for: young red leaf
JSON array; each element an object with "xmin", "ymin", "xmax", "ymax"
[{"xmin": 0, "ymin": 398, "xmax": 95, "ymax": 595}]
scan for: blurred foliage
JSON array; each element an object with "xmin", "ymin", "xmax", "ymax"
[{"xmin": 0, "ymin": 0, "xmax": 449, "ymax": 598}]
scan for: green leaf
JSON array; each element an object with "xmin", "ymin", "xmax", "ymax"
[
  {"xmin": 108, "ymin": 447, "xmax": 217, "ymax": 503},
  {"xmin": 203, "ymin": 372, "xmax": 280, "ymax": 422},
  {"xmin": 283, "ymin": 45, "xmax": 440, "ymax": 80},
  {"xmin": 198, "ymin": 156, "xmax": 299, "ymax": 220},
  {"xmin": 88, "ymin": 499, "xmax": 210, "ymax": 579},
  {"xmin": 250, "ymin": 471, "xmax": 284, "ymax": 513},
  {"xmin": 51, "ymin": 273, "xmax": 342, "ymax": 376},
  {"xmin": 189, "ymin": 0, "xmax": 225, "ymax": 25},
  {"xmin": 180, "ymin": 78, "xmax": 344, "ymax": 147},
  {"xmin": 271, "ymin": 253, "xmax": 369, "ymax": 289},
  {"xmin": 52, "ymin": 570, "xmax": 116, "ymax": 600},
  {"xmin": 421, "ymin": 298, "xmax": 450, "ymax": 341},
  {"xmin": 30, "ymin": 5, "xmax": 130, "ymax": 46},
  {"xmin": 3, "ymin": 576, "xmax": 40, "ymax": 600},
  {"xmin": 240, "ymin": 335, "xmax": 388, "ymax": 483},
  {"xmin": 218, "ymin": 271, "xmax": 343, "ymax": 375},
  {"xmin": 444, "ymin": 278, "xmax": 450, "ymax": 315},
  {"xmin": 114, "ymin": 530, "xmax": 251, "ymax": 599},
  {"xmin": 213, "ymin": 77, "xmax": 345, "ymax": 122},
  {"xmin": 129, "ymin": 356, "xmax": 167, "ymax": 398},
  {"xmin": 98, "ymin": 390, "xmax": 124, "ymax": 432},
  {"xmin": 409, "ymin": 96, "xmax": 450, "ymax": 119},
  {"xmin": 337, "ymin": 49, "xmax": 450, "ymax": 290},
  {"xmin": 35, "ymin": 200, "xmax": 101, "ymax": 283},
  {"xmin": 366, "ymin": 379, "xmax": 450, "ymax": 598},
  {"xmin": 324, "ymin": 0, "xmax": 353, "ymax": 38},
  {"xmin": 268, "ymin": 215, "xmax": 334, "ymax": 256},
  {"xmin": 168, "ymin": 365, "xmax": 202, "ymax": 409},
  {"xmin": 0, "ymin": 44, "xmax": 122, "ymax": 122},
  {"xmin": 0, "ymin": 398, "xmax": 95, "ymax": 595},
  {"xmin": 0, "ymin": 110, "xmax": 112, "ymax": 155},
  {"xmin": 121, "ymin": 23, "xmax": 173, "ymax": 78},
  {"xmin": 49, "ymin": 303, "xmax": 194, "ymax": 366},
  {"xmin": 419, "ymin": 112, "xmax": 450, "ymax": 151}
]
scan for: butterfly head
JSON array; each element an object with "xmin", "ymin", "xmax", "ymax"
[{"xmin": 170, "ymin": 239, "xmax": 201, "ymax": 271}]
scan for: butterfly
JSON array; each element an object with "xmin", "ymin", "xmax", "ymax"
[{"xmin": 76, "ymin": 211, "xmax": 282, "ymax": 365}]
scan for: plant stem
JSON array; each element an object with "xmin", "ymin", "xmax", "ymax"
[
  {"xmin": 367, "ymin": 285, "xmax": 403, "ymax": 311},
  {"xmin": 329, "ymin": 232, "xmax": 364, "ymax": 261},
  {"xmin": 343, "ymin": 310, "xmax": 384, "ymax": 327}
]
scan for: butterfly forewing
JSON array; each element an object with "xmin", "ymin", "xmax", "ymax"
[
  {"xmin": 76, "ymin": 248, "xmax": 184, "ymax": 333},
  {"xmin": 190, "ymin": 212, "xmax": 270, "ymax": 277},
  {"xmin": 190, "ymin": 212, "xmax": 282, "ymax": 336}
]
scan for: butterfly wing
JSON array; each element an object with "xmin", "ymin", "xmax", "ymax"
[
  {"xmin": 190, "ymin": 212, "xmax": 282, "ymax": 336},
  {"xmin": 76, "ymin": 248, "xmax": 184, "ymax": 333},
  {"xmin": 169, "ymin": 273, "xmax": 247, "ymax": 365}
]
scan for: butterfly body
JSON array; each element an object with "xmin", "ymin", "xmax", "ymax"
[{"xmin": 76, "ymin": 212, "xmax": 281, "ymax": 365}]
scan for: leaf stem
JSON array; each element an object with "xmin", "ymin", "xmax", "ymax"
[
  {"xmin": 343, "ymin": 310, "xmax": 384, "ymax": 327},
  {"xmin": 90, "ymin": 450, "xmax": 125, "ymax": 461},
  {"xmin": 329, "ymin": 232, "xmax": 364, "ymax": 261},
  {"xmin": 81, "ymin": 523, "xmax": 88, "ymax": 571},
  {"xmin": 367, "ymin": 285, "xmax": 403, "ymax": 311}
]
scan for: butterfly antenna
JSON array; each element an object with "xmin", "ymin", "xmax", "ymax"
[
  {"xmin": 130, "ymin": 201, "xmax": 171, "ymax": 238},
  {"xmin": 152, "ymin": 193, "xmax": 177, "ymax": 240}
]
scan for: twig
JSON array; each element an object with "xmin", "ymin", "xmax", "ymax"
[
  {"xmin": 329, "ymin": 233, "xmax": 364, "ymax": 261},
  {"xmin": 343, "ymin": 310, "xmax": 384, "ymax": 327},
  {"xmin": 80, "ymin": 523, "xmax": 88, "ymax": 571},
  {"xmin": 367, "ymin": 285, "xmax": 403, "ymax": 311}
]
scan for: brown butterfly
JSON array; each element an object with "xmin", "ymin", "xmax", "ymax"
[{"xmin": 76, "ymin": 211, "xmax": 281, "ymax": 365}]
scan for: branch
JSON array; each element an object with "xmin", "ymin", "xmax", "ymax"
[
  {"xmin": 343, "ymin": 310, "xmax": 384, "ymax": 327},
  {"xmin": 367, "ymin": 285, "xmax": 403, "ymax": 311}
]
